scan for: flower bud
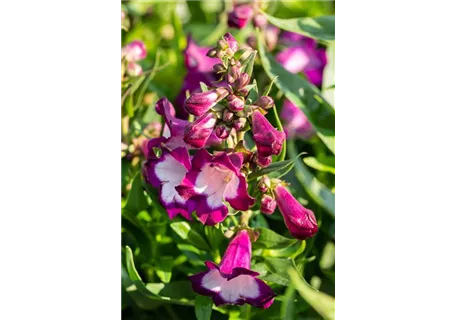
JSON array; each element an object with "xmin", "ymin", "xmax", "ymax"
[
  {"xmin": 183, "ymin": 112, "xmax": 217, "ymax": 148},
  {"xmin": 274, "ymin": 185, "xmax": 318, "ymax": 240},
  {"xmin": 213, "ymin": 63, "xmax": 226, "ymax": 73},
  {"xmin": 261, "ymin": 195, "xmax": 277, "ymax": 215},
  {"xmin": 246, "ymin": 35, "xmax": 257, "ymax": 49},
  {"xmin": 185, "ymin": 88, "xmax": 229, "ymax": 116},
  {"xmin": 223, "ymin": 33, "xmax": 239, "ymax": 52},
  {"xmin": 227, "ymin": 95, "xmax": 245, "ymax": 112},
  {"xmin": 122, "ymin": 40, "xmax": 147, "ymax": 62},
  {"xmin": 233, "ymin": 118, "xmax": 247, "ymax": 131},
  {"xmin": 252, "ymin": 110, "xmax": 286, "ymax": 157},
  {"xmin": 207, "ymin": 49, "xmax": 218, "ymax": 58},
  {"xmin": 126, "ymin": 62, "xmax": 143, "ymax": 77},
  {"xmin": 215, "ymin": 124, "xmax": 231, "ymax": 139},
  {"xmin": 228, "ymin": 65, "xmax": 241, "ymax": 84},
  {"xmin": 258, "ymin": 176, "xmax": 271, "ymax": 193},
  {"xmin": 234, "ymin": 73, "xmax": 250, "ymax": 91},
  {"xmin": 223, "ymin": 110, "xmax": 234, "ymax": 122},
  {"xmin": 228, "ymin": 4, "xmax": 254, "ymax": 29},
  {"xmin": 256, "ymin": 155, "xmax": 272, "ymax": 167},
  {"xmin": 254, "ymin": 96, "xmax": 275, "ymax": 110}
]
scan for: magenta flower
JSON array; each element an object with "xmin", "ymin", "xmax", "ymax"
[
  {"xmin": 122, "ymin": 40, "xmax": 147, "ymax": 62},
  {"xmin": 176, "ymin": 149, "xmax": 255, "ymax": 225},
  {"xmin": 183, "ymin": 112, "xmax": 218, "ymax": 148},
  {"xmin": 228, "ymin": 4, "xmax": 254, "ymax": 29},
  {"xmin": 189, "ymin": 229, "xmax": 275, "ymax": 307},
  {"xmin": 185, "ymin": 88, "xmax": 228, "ymax": 116},
  {"xmin": 155, "ymin": 98, "xmax": 189, "ymax": 150},
  {"xmin": 260, "ymin": 195, "xmax": 276, "ymax": 215},
  {"xmin": 276, "ymin": 33, "xmax": 327, "ymax": 86},
  {"xmin": 280, "ymin": 99, "xmax": 315, "ymax": 140},
  {"xmin": 274, "ymin": 185, "xmax": 318, "ymax": 240},
  {"xmin": 175, "ymin": 36, "xmax": 220, "ymax": 118},
  {"xmin": 251, "ymin": 110, "xmax": 286, "ymax": 158},
  {"xmin": 143, "ymin": 141, "xmax": 194, "ymax": 221}
]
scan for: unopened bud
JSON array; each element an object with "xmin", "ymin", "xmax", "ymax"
[
  {"xmin": 207, "ymin": 49, "xmax": 218, "ymax": 58},
  {"xmin": 260, "ymin": 195, "xmax": 277, "ymax": 215},
  {"xmin": 255, "ymin": 96, "xmax": 275, "ymax": 110},
  {"xmin": 215, "ymin": 124, "xmax": 231, "ymax": 139},
  {"xmin": 213, "ymin": 63, "xmax": 226, "ymax": 73},
  {"xmin": 233, "ymin": 117, "xmax": 247, "ymax": 131},
  {"xmin": 223, "ymin": 110, "xmax": 234, "ymax": 122},
  {"xmin": 234, "ymin": 73, "xmax": 250, "ymax": 90},
  {"xmin": 253, "ymin": 14, "xmax": 268, "ymax": 29},
  {"xmin": 227, "ymin": 95, "xmax": 245, "ymax": 112},
  {"xmin": 258, "ymin": 176, "xmax": 271, "ymax": 193},
  {"xmin": 256, "ymin": 155, "xmax": 272, "ymax": 167}
]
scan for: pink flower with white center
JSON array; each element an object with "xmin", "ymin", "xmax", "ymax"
[
  {"xmin": 143, "ymin": 140, "xmax": 194, "ymax": 221},
  {"xmin": 189, "ymin": 230, "xmax": 275, "ymax": 307},
  {"xmin": 176, "ymin": 149, "xmax": 255, "ymax": 225},
  {"xmin": 122, "ymin": 40, "xmax": 147, "ymax": 62},
  {"xmin": 280, "ymin": 99, "xmax": 315, "ymax": 140}
]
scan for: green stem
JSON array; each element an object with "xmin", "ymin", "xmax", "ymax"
[
  {"xmin": 272, "ymin": 104, "xmax": 286, "ymax": 161},
  {"xmin": 243, "ymin": 304, "xmax": 252, "ymax": 320}
]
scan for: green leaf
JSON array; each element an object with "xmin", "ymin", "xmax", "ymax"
[
  {"xmin": 124, "ymin": 246, "xmax": 194, "ymax": 307},
  {"xmin": 155, "ymin": 256, "xmax": 173, "ymax": 283},
  {"xmin": 233, "ymin": 48, "xmax": 251, "ymax": 61},
  {"xmin": 242, "ymin": 50, "xmax": 257, "ymax": 78},
  {"xmin": 248, "ymin": 159, "xmax": 294, "ymax": 181},
  {"xmin": 146, "ymin": 281, "xmax": 195, "ymax": 300},
  {"xmin": 195, "ymin": 295, "xmax": 213, "ymax": 320},
  {"xmin": 257, "ymin": 31, "xmax": 335, "ymax": 154},
  {"xmin": 170, "ymin": 221, "xmax": 211, "ymax": 251},
  {"xmin": 303, "ymin": 157, "xmax": 335, "ymax": 174},
  {"xmin": 187, "ymin": 0, "xmax": 207, "ymax": 22},
  {"xmin": 123, "ymin": 172, "xmax": 148, "ymax": 214},
  {"xmin": 262, "ymin": 240, "xmax": 306, "ymax": 259},
  {"xmin": 322, "ymin": 43, "xmax": 335, "ymax": 107},
  {"xmin": 254, "ymin": 228, "xmax": 296, "ymax": 249},
  {"xmin": 247, "ymin": 79, "xmax": 259, "ymax": 103},
  {"xmin": 288, "ymin": 268, "xmax": 335, "ymax": 320},
  {"xmin": 289, "ymin": 141, "xmax": 335, "ymax": 217},
  {"xmin": 261, "ymin": 12, "xmax": 335, "ymax": 42},
  {"xmin": 280, "ymin": 283, "xmax": 296, "ymax": 320},
  {"xmin": 262, "ymin": 257, "xmax": 296, "ymax": 286}
]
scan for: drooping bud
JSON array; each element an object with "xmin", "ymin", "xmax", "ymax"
[
  {"xmin": 274, "ymin": 184, "xmax": 318, "ymax": 240},
  {"xmin": 251, "ymin": 110, "xmax": 286, "ymax": 157},
  {"xmin": 184, "ymin": 88, "xmax": 229, "ymax": 116},
  {"xmin": 227, "ymin": 95, "xmax": 245, "ymax": 112},
  {"xmin": 183, "ymin": 112, "xmax": 217, "ymax": 148},
  {"xmin": 261, "ymin": 195, "xmax": 277, "ymax": 215}
]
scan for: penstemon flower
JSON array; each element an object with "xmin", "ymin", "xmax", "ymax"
[
  {"xmin": 189, "ymin": 229, "xmax": 276, "ymax": 307},
  {"xmin": 141, "ymin": 33, "xmax": 321, "ymax": 309}
]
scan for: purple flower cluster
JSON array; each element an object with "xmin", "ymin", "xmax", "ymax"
[{"xmin": 141, "ymin": 33, "xmax": 319, "ymax": 309}]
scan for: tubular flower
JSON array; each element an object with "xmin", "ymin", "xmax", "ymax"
[
  {"xmin": 280, "ymin": 99, "xmax": 315, "ymax": 140},
  {"xmin": 155, "ymin": 98, "xmax": 189, "ymax": 150},
  {"xmin": 183, "ymin": 112, "xmax": 218, "ymax": 149},
  {"xmin": 260, "ymin": 195, "xmax": 276, "ymax": 215},
  {"xmin": 185, "ymin": 88, "xmax": 228, "ymax": 116},
  {"xmin": 228, "ymin": 4, "xmax": 254, "ymax": 29},
  {"xmin": 189, "ymin": 230, "xmax": 275, "ymax": 307},
  {"xmin": 122, "ymin": 40, "xmax": 147, "ymax": 62},
  {"xmin": 251, "ymin": 110, "xmax": 286, "ymax": 158}
]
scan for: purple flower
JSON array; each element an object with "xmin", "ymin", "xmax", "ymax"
[
  {"xmin": 176, "ymin": 149, "xmax": 255, "ymax": 225},
  {"xmin": 183, "ymin": 112, "xmax": 218, "ymax": 148},
  {"xmin": 276, "ymin": 34, "xmax": 327, "ymax": 86},
  {"xmin": 122, "ymin": 40, "xmax": 147, "ymax": 62},
  {"xmin": 175, "ymin": 36, "xmax": 220, "ymax": 118},
  {"xmin": 185, "ymin": 88, "xmax": 228, "ymax": 116},
  {"xmin": 260, "ymin": 195, "xmax": 276, "ymax": 215},
  {"xmin": 143, "ymin": 141, "xmax": 194, "ymax": 221},
  {"xmin": 126, "ymin": 62, "xmax": 142, "ymax": 77},
  {"xmin": 280, "ymin": 99, "xmax": 315, "ymax": 140},
  {"xmin": 189, "ymin": 229, "xmax": 275, "ymax": 307},
  {"xmin": 274, "ymin": 185, "xmax": 318, "ymax": 240},
  {"xmin": 155, "ymin": 98, "xmax": 189, "ymax": 150},
  {"xmin": 251, "ymin": 110, "xmax": 286, "ymax": 158},
  {"xmin": 228, "ymin": 4, "xmax": 254, "ymax": 29}
]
